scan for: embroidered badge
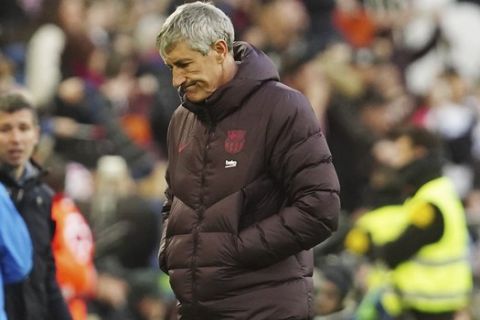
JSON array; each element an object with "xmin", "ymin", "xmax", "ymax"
[{"xmin": 225, "ymin": 130, "xmax": 246, "ymax": 154}]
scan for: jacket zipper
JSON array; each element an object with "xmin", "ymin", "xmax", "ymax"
[{"xmin": 191, "ymin": 121, "xmax": 215, "ymax": 315}]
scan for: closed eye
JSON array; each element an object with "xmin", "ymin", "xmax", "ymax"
[{"xmin": 176, "ymin": 61, "xmax": 190, "ymax": 69}]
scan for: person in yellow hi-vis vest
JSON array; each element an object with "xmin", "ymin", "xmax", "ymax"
[
  {"xmin": 345, "ymin": 126, "xmax": 473, "ymax": 320},
  {"xmin": 347, "ymin": 205, "xmax": 407, "ymax": 320}
]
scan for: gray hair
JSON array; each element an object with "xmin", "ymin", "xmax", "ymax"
[{"xmin": 156, "ymin": 1, "xmax": 235, "ymax": 57}]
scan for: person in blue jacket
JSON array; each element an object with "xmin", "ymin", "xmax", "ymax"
[{"xmin": 0, "ymin": 181, "xmax": 32, "ymax": 320}]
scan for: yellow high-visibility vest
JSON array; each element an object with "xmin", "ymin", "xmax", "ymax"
[
  {"xmin": 356, "ymin": 205, "xmax": 408, "ymax": 245},
  {"xmin": 355, "ymin": 205, "xmax": 407, "ymax": 291},
  {"xmin": 392, "ymin": 177, "xmax": 473, "ymax": 312}
]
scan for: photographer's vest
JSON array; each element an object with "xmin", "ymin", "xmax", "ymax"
[
  {"xmin": 354, "ymin": 205, "xmax": 407, "ymax": 317},
  {"xmin": 357, "ymin": 205, "xmax": 408, "ymax": 245},
  {"xmin": 392, "ymin": 177, "xmax": 472, "ymax": 313},
  {"xmin": 356, "ymin": 205, "xmax": 407, "ymax": 291}
]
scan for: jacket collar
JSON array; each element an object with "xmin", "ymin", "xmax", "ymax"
[
  {"xmin": 180, "ymin": 41, "xmax": 279, "ymax": 125},
  {"xmin": 0, "ymin": 160, "xmax": 46, "ymax": 188}
]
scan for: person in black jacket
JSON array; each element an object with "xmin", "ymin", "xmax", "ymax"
[{"xmin": 0, "ymin": 92, "xmax": 72, "ymax": 320}]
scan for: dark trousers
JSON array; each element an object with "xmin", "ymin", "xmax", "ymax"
[{"xmin": 409, "ymin": 310, "xmax": 455, "ymax": 320}]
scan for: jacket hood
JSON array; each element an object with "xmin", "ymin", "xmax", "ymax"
[
  {"xmin": 231, "ymin": 41, "xmax": 280, "ymax": 82},
  {"xmin": 181, "ymin": 41, "xmax": 279, "ymax": 124}
]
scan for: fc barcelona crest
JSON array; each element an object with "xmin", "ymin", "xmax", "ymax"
[{"xmin": 225, "ymin": 130, "xmax": 246, "ymax": 154}]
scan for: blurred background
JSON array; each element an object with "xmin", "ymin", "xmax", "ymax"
[{"xmin": 2, "ymin": 0, "xmax": 480, "ymax": 319}]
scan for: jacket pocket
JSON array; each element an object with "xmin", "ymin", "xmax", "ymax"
[
  {"xmin": 239, "ymin": 174, "xmax": 284, "ymax": 230},
  {"xmin": 158, "ymin": 217, "xmax": 169, "ymax": 273}
]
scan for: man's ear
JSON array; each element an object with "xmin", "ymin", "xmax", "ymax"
[{"xmin": 212, "ymin": 40, "xmax": 228, "ymax": 63}]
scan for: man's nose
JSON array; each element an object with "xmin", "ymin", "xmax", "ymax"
[
  {"xmin": 172, "ymin": 68, "xmax": 186, "ymax": 88},
  {"xmin": 9, "ymin": 129, "xmax": 22, "ymax": 143}
]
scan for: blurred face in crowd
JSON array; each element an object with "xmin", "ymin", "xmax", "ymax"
[
  {"xmin": 314, "ymin": 278, "xmax": 342, "ymax": 315},
  {"xmin": 389, "ymin": 136, "xmax": 422, "ymax": 169},
  {"xmin": 336, "ymin": 0, "xmax": 361, "ymax": 13},
  {"xmin": 374, "ymin": 135, "xmax": 423, "ymax": 170},
  {"xmin": 59, "ymin": 0, "xmax": 87, "ymax": 32},
  {"xmin": 257, "ymin": 0, "xmax": 309, "ymax": 50},
  {"xmin": 162, "ymin": 40, "xmax": 231, "ymax": 102},
  {"xmin": 0, "ymin": 109, "xmax": 39, "ymax": 178},
  {"xmin": 360, "ymin": 103, "xmax": 392, "ymax": 136}
]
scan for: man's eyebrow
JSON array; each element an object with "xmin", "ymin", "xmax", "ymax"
[
  {"xmin": 165, "ymin": 58, "xmax": 192, "ymax": 70},
  {"xmin": 172, "ymin": 59, "xmax": 192, "ymax": 66}
]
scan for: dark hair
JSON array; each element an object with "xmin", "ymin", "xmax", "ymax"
[
  {"xmin": 322, "ymin": 264, "xmax": 353, "ymax": 300},
  {"xmin": 0, "ymin": 93, "xmax": 38, "ymax": 124},
  {"xmin": 388, "ymin": 125, "xmax": 442, "ymax": 153},
  {"xmin": 358, "ymin": 86, "xmax": 388, "ymax": 110}
]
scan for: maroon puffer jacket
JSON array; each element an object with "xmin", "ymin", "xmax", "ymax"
[{"xmin": 159, "ymin": 42, "xmax": 340, "ymax": 320}]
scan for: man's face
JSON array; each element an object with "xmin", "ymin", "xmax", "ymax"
[
  {"xmin": 390, "ymin": 136, "xmax": 418, "ymax": 169},
  {"xmin": 0, "ymin": 109, "xmax": 39, "ymax": 173},
  {"xmin": 162, "ymin": 41, "xmax": 225, "ymax": 102},
  {"xmin": 374, "ymin": 136, "xmax": 418, "ymax": 169}
]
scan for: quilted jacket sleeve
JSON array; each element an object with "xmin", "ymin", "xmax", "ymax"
[{"xmin": 236, "ymin": 89, "xmax": 340, "ymax": 268}]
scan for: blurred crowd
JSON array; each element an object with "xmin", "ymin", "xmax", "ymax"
[{"xmin": 3, "ymin": 0, "xmax": 480, "ymax": 319}]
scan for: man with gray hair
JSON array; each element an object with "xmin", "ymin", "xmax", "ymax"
[{"xmin": 156, "ymin": 2, "xmax": 341, "ymax": 319}]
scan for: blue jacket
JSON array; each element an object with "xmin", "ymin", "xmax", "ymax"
[
  {"xmin": 0, "ymin": 183, "xmax": 32, "ymax": 320},
  {"xmin": 1, "ymin": 162, "xmax": 72, "ymax": 320}
]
